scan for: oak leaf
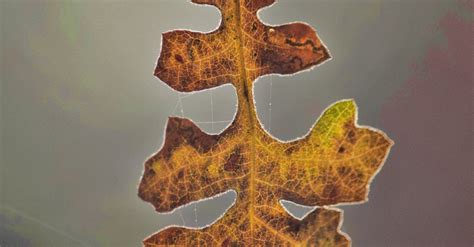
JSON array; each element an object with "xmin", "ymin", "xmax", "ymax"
[{"xmin": 139, "ymin": 0, "xmax": 393, "ymax": 246}]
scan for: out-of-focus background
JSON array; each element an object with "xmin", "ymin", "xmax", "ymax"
[{"xmin": 1, "ymin": 0, "xmax": 472, "ymax": 246}]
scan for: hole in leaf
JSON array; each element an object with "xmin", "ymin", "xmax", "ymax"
[
  {"xmin": 173, "ymin": 84, "xmax": 237, "ymax": 135},
  {"xmin": 279, "ymin": 199, "xmax": 317, "ymax": 220},
  {"xmin": 161, "ymin": 190, "xmax": 236, "ymax": 229}
]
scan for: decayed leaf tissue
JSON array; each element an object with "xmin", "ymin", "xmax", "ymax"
[{"xmin": 138, "ymin": 0, "xmax": 393, "ymax": 246}]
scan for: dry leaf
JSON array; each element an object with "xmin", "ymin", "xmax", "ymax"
[{"xmin": 139, "ymin": 0, "xmax": 393, "ymax": 246}]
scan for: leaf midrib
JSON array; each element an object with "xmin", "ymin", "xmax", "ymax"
[{"xmin": 233, "ymin": 0, "xmax": 258, "ymax": 243}]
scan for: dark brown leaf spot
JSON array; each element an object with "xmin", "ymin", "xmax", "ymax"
[
  {"xmin": 174, "ymin": 54, "xmax": 184, "ymax": 63},
  {"xmin": 224, "ymin": 147, "xmax": 244, "ymax": 172}
]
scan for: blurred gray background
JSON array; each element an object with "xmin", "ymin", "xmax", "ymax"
[{"xmin": 1, "ymin": 0, "xmax": 472, "ymax": 246}]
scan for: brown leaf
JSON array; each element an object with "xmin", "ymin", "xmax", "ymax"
[{"xmin": 139, "ymin": 0, "xmax": 393, "ymax": 246}]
